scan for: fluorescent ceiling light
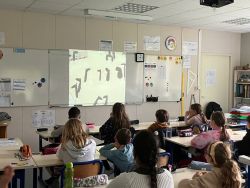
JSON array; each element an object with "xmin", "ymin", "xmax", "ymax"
[{"xmin": 84, "ymin": 9, "xmax": 153, "ymax": 21}]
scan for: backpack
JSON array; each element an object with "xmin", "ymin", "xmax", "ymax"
[
  {"xmin": 0, "ymin": 112, "xmax": 11, "ymax": 121},
  {"xmin": 205, "ymin": 102, "xmax": 222, "ymax": 119}
]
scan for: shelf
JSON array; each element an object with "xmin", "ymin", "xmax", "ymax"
[{"xmin": 236, "ymin": 82, "xmax": 250, "ymax": 85}]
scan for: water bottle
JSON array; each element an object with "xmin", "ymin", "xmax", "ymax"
[{"xmin": 64, "ymin": 162, "xmax": 74, "ymax": 188}]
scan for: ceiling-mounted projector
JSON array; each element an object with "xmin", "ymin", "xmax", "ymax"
[{"xmin": 200, "ymin": 0, "xmax": 234, "ymax": 8}]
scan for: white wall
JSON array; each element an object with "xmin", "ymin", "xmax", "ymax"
[
  {"xmin": 240, "ymin": 33, "xmax": 250, "ymax": 66},
  {"xmin": 0, "ymin": 10, "xmax": 241, "ymax": 152}
]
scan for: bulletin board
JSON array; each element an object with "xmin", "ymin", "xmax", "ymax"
[
  {"xmin": 144, "ymin": 55, "xmax": 182, "ymax": 102},
  {"xmin": 0, "ymin": 48, "xmax": 49, "ymax": 106}
]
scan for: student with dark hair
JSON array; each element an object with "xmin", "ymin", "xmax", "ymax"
[
  {"xmin": 236, "ymin": 115, "xmax": 250, "ymax": 156},
  {"xmin": 99, "ymin": 128, "xmax": 134, "ymax": 175},
  {"xmin": 148, "ymin": 109, "xmax": 169, "ymax": 133},
  {"xmin": 185, "ymin": 103, "xmax": 208, "ymax": 126},
  {"xmin": 191, "ymin": 111, "xmax": 230, "ymax": 150},
  {"xmin": 51, "ymin": 106, "xmax": 81, "ymax": 137},
  {"xmin": 100, "ymin": 102, "xmax": 135, "ymax": 144},
  {"xmin": 179, "ymin": 141, "xmax": 241, "ymax": 188},
  {"xmin": 107, "ymin": 130, "xmax": 174, "ymax": 188}
]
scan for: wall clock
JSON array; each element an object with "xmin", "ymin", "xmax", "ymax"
[
  {"xmin": 135, "ymin": 53, "xmax": 144, "ymax": 62},
  {"xmin": 165, "ymin": 36, "xmax": 176, "ymax": 51}
]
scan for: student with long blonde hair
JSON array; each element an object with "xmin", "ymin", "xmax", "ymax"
[
  {"xmin": 179, "ymin": 141, "xmax": 241, "ymax": 188},
  {"xmin": 57, "ymin": 118, "xmax": 96, "ymax": 163}
]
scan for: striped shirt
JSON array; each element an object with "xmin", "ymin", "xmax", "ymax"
[{"xmin": 107, "ymin": 169, "xmax": 174, "ymax": 188}]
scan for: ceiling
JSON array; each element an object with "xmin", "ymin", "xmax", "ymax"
[{"xmin": 1, "ymin": 0, "xmax": 250, "ymax": 33}]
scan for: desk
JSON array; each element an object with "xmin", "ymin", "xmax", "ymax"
[
  {"xmin": 172, "ymin": 168, "xmax": 197, "ymax": 188},
  {"xmin": 239, "ymin": 155, "xmax": 250, "ymax": 188},
  {"xmin": 0, "ymin": 138, "xmax": 23, "ymax": 151},
  {"xmin": 88, "ymin": 121, "xmax": 186, "ymax": 135}
]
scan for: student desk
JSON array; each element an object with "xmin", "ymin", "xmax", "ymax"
[
  {"xmin": 172, "ymin": 168, "xmax": 198, "ymax": 188},
  {"xmin": 88, "ymin": 121, "xmax": 186, "ymax": 134},
  {"xmin": 0, "ymin": 138, "xmax": 23, "ymax": 151},
  {"xmin": 239, "ymin": 155, "xmax": 250, "ymax": 188}
]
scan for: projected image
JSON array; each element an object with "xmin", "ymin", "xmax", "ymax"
[{"xmin": 69, "ymin": 50, "xmax": 126, "ymax": 106}]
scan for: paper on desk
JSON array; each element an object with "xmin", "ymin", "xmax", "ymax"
[
  {"xmin": 89, "ymin": 136, "xmax": 104, "ymax": 146},
  {"xmin": 0, "ymin": 139, "xmax": 17, "ymax": 146}
]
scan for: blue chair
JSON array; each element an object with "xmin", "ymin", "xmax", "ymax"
[
  {"xmin": 60, "ymin": 160, "xmax": 104, "ymax": 188},
  {"xmin": 158, "ymin": 151, "xmax": 171, "ymax": 168}
]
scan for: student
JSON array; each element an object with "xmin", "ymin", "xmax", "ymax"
[
  {"xmin": 236, "ymin": 115, "xmax": 250, "ymax": 156},
  {"xmin": 57, "ymin": 118, "xmax": 96, "ymax": 163},
  {"xmin": 185, "ymin": 103, "xmax": 208, "ymax": 127},
  {"xmin": 51, "ymin": 106, "xmax": 81, "ymax": 138},
  {"xmin": 99, "ymin": 128, "xmax": 134, "ymax": 175},
  {"xmin": 148, "ymin": 109, "xmax": 169, "ymax": 133},
  {"xmin": 107, "ymin": 130, "xmax": 174, "ymax": 188},
  {"xmin": 100, "ymin": 102, "xmax": 134, "ymax": 144},
  {"xmin": 179, "ymin": 141, "xmax": 242, "ymax": 188},
  {"xmin": 148, "ymin": 109, "xmax": 169, "ymax": 148},
  {"xmin": 46, "ymin": 118, "xmax": 96, "ymax": 185},
  {"xmin": 0, "ymin": 166, "xmax": 14, "ymax": 188},
  {"xmin": 191, "ymin": 111, "xmax": 230, "ymax": 150}
]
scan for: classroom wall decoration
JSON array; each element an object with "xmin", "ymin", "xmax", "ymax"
[
  {"xmin": 144, "ymin": 55, "xmax": 182, "ymax": 102},
  {"xmin": 0, "ymin": 48, "xmax": 48, "ymax": 107}
]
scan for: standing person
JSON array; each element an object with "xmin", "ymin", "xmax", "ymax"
[
  {"xmin": 100, "ymin": 102, "xmax": 134, "ymax": 144},
  {"xmin": 179, "ymin": 141, "xmax": 242, "ymax": 188},
  {"xmin": 185, "ymin": 103, "xmax": 208, "ymax": 127},
  {"xmin": 107, "ymin": 130, "xmax": 174, "ymax": 188},
  {"xmin": 236, "ymin": 115, "xmax": 250, "ymax": 156},
  {"xmin": 191, "ymin": 111, "xmax": 230, "ymax": 150}
]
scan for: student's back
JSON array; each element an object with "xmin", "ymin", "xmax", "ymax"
[
  {"xmin": 236, "ymin": 116, "xmax": 250, "ymax": 156},
  {"xmin": 56, "ymin": 119, "xmax": 96, "ymax": 163}
]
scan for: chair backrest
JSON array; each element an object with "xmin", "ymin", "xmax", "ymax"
[
  {"xmin": 157, "ymin": 151, "xmax": 170, "ymax": 168},
  {"xmin": 61, "ymin": 160, "xmax": 103, "ymax": 188}
]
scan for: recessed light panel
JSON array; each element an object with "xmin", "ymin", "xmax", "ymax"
[
  {"xmin": 113, "ymin": 3, "xmax": 159, "ymax": 13},
  {"xmin": 222, "ymin": 18, "xmax": 250, "ymax": 25}
]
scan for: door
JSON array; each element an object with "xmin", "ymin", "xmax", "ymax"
[{"xmin": 200, "ymin": 55, "xmax": 230, "ymax": 112}]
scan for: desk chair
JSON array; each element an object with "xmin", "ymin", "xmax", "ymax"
[
  {"xmin": 60, "ymin": 160, "xmax": 104, "ymax": 188},
  {"xmin": 157, "ymin": 151, "xmax": 171, "ymax": 168}
]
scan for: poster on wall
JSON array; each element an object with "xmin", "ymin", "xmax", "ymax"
[
  {"xmin": 124, "ymin": 41, "xmax": 137, "ymax": 52},
  {"xmin": 99, "ymin": 40, "xmax": 113, "ymax": 51},
  {"xmin": 206, "ymin": 69, "xmax": 216, "ymax": 87},
  {"xmin": 143, "ymin": 36, "xmax": 160, "ymax": 51},
  {"xmin": 183, "ymin": 55, "xmax": 191, "ymax": 69},
  {"xmin": 182, "ymin": 41, "xmax": 198, "ymax": 56},
  {"xmin": 32, "ymin": 110, "xmax": 55, "ymax": 128}
]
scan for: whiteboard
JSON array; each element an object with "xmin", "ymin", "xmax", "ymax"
[
  {"xmin": 49, "ymin": 50, "xmax": 144, "ymax": 105},
  {"xmin": 0, "ymin": 48, "xmax": 49, "ymax": 106},
  {"xmin": 144, "ymin": 55, "xmax": 182, "ymax": 102}
]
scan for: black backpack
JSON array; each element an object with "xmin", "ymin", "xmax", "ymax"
[
  {"xmin": 205, "ymin": 102, "xmax": 222, "ymax": 119},
  {"xmin": 0, "ymin": 112, "xmax": 11, "ymax": 121}
]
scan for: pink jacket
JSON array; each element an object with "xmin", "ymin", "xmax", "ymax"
[{"xmin": 191, "ymin": 130, "xmax": 221, "ymax": 149}]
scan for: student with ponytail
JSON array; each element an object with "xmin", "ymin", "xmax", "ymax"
[
  {"xmin": 191, "ymin": 111, "xmax": 230, "ymax": 150},
  {"xmin": 179, "ymin": 141, "xmax": 241, "ymax": 188},
  {"xmin": 107, "ymin": 130, "xmax": 174, "ymax": 188}
]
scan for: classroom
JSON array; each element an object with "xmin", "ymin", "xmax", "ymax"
[{"xmin": 0, "ymin": 0, "xmax": 250, "ymax": 187}]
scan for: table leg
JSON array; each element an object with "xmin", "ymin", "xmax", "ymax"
[
  {"xmin": 38, "ymin": 167, "xmax": 43, "ymax": 180},
  {"xmin": 247, "ymin": 165, "xmax": 250, "ymax": 188},
  {"xmin": 33, "ymin": 168, "xmax": 37, "ymax": 188},
  {"xmin": 39, "ymin": 135, "xmax": 42, "ymax": 152}
]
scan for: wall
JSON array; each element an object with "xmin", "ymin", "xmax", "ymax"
[
  {"xmin": 0, "ymin": 10, "xmax": 241, "ymax": 151},
  {"xmin": 240, "ymin": 32, "xmax": 250, "ymax": 66}
]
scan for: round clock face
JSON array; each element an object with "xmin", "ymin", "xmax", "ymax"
[{"xmin": 165, "ymin": 36, "xmax": 176, "ymax": 51}]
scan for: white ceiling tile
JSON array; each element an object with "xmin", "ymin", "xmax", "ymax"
[
  {"xmin": 130, "ymin": 0, "xmax": 180, "ymax": 7},
  {"xmin": 74, "ymin": 0, "xmax": 131, "ymax": 10},
  {"xmin": 36, "ymin": 0, "xmax": 82, "ymax": 6},
  {"xmin": 0, "ymin": 0, "xmax": 33, "ymax": 9},
  {"xmin": 29, "ymin": 1, "xmax": 70, "ymax": 12}
]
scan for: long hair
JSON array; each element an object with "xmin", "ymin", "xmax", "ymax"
[
  {"xmin": 211, "ymin": 111, "xmax": 229, "ymax": 141},
  {"xmin": 61, "ymin": 119, "xmax": 87, "ymax": 149},
  {"xmin": 111, "ymin": 103, "xmax": 130, "ymax": 130},
  {"xmin": 190, "ymin": 103, "xmax": 207, "ymax": 123},
  {"xmin": 208, "ymin": 142, "xmax": 241, "ymax": 188},
  {"xmin": 155, "ymin": 109, "xmax": 169, "ymax": 123},
  {"xmin": 133, "ymin": 130, "xmax": 158, "ymax": 188}
]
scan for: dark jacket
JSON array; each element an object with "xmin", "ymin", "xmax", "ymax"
[
  {"xmin": 237, "ymin": 129, "xmax": 250, "ymax": 156},
  {"xmin": 99, "ymin": 118, "xmax": 135, "ymax": 144}
]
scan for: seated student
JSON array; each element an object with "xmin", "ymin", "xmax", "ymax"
[
  {"xmin": 107, "ymin": 130, "xmax": 174, "ymax": 188},
  {"xmin": 100, "ymin": 102, "xmax": 135, "ymax": 144},
  {"xmin": 51, "ymin": 106, "xmax": 81, "ymax": 138},
  {"xmin": 57, "ymin": 118, "xmax": 96, "ymax": 163},
  {"xmin": 236, "ymin": 115, "xmax": 250, "ymax": 156},
  {"xmin": 148, "ymin": 109, "xmax": 169, "ymax": 132},
  {"xmin": 179, "ymin": 141, "xmax": 242, "ymax": 188},
  {"xmin": 99, "ymin": 128, "xmax": 134, "ymax": 176},
  {"xmin": 0, "ymin": 166, "xmax": 14, "ymax": 188},
  {"xmin": 185, "ymin": 103, "xmax": 208, "ymax": 127},
  {"xmin": 46, "ymin": 119, "xmax": 96, "ymax": 185},
  {"xmin": 148, "ymin": 109, "xmax": 169, "ymax": 148},
  {"xmin": 191, "ymin": 111, "xmax": 230, "ymax": 150}
]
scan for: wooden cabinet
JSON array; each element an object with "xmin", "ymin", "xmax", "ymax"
[{"xmin": 0, "ymin": 121, "xmax": 8, "ymax": 138}]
